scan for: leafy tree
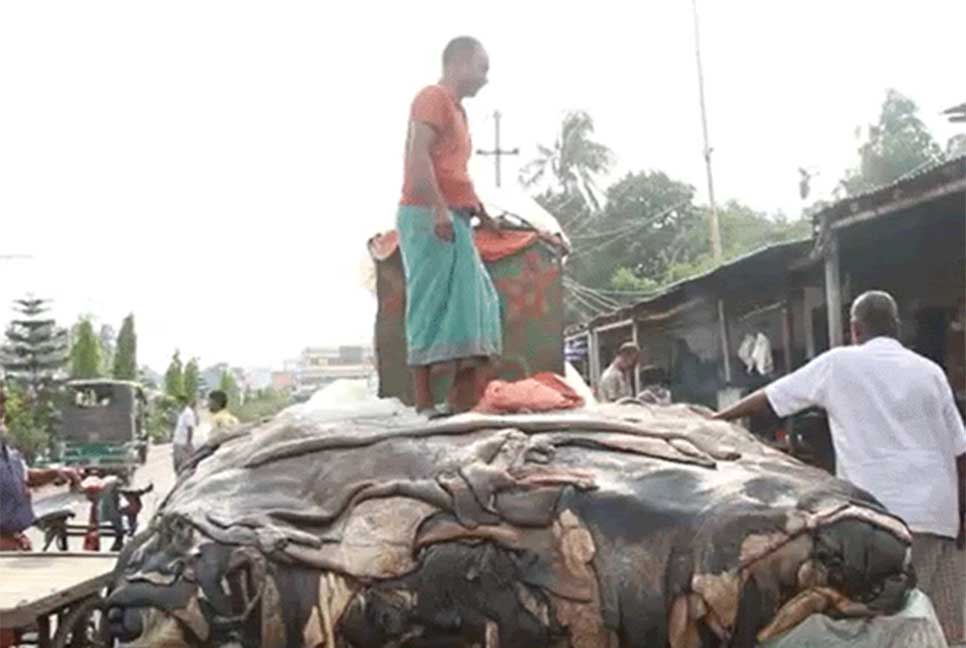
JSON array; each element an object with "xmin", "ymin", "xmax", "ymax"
[
  {"xmin": 840, "ymin": 89, "xmax": 943, "ymax": 195},
  {"xmin": 655, "ymin": 201, "xmax": 810, "ymax": 285},
  {"xmin": 524, "ymin": 112, "xmax": 813, "ymax": 326},
  {"xmin": 98, "ymin": 324, "xmax": 116, "ymax": 376},
  {"xmin": 69, "ymin": 318, "xmax": 102, "ymax": 379},
  {"xmin": 1, "ymin": 297, "xmax": 69, "ymax": 392},
  {"xmin": 164, "ymin": 351, "xmax": 184, "ymax": 399},
  {"xmin": 183, "ymin": 358, "xmax": 200, "ymax": 401},
  {"xmin": 112, "ymin": 315, "xmax": 138, "ymax": 380},
  {"xmin": 219, "ymin": 370, "xmax": 241, "ymax": 409},
  {"xmin": 522, "ymin": 111, "xmax": 614, "ymax": 230},
  {"xmin": 610, "ymin": 267, "xmax": 659, "ymax": 294},
  {"xmin": 575, "ymin": 171, "xmax": 704, "ymax": 289},
  {"xmin": 1, "ymin": 381, "xmax": 50, "ymax": 464}
]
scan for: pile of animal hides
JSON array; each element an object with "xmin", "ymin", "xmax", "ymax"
[{"xmin": 106, "ymin": 400, "xmax": 915, "ymax": 648}]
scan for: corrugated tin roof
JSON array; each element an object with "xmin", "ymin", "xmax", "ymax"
[
  {"xmin": 811, "ymin": 154, "xmax": 966, "ymax": 229},
  {"xmin": 565, "ymin": 237, "xmax": 811, "ymax": 336}
]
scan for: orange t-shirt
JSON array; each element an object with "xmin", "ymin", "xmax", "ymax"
[{"xmin": 400, "ymin": 84, "xmax": 479, "ymax": 209}]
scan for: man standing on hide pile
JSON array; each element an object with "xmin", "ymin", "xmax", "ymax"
[
  {"xmin": 397, "ymin": 36, "xmax": 502, "ymax": 417},
  {"xmin": 715, "ymin": 291, "xmax": 966, "ymax": 645}
]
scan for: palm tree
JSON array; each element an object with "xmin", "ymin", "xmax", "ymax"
[{"xmin": 521, "ymin": 111, "xmax": 614, "ymax": 213}]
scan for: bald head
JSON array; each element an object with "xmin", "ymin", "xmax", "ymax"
[
  {"xmin": 850, "ymin": 290, "xmax": 900, "ymax": 343},
  {"xmin": 440, "ymin": 36, "xmax": 489, "ymax": 99}
]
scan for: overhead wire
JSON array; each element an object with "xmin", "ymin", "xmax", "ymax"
[
  {"xmin": 564, "ymin": 278, "xmax": 622, "ymax": 311},
  {"xmin": 567, "ymin": 201, "xmax": 690, "ymax": 262}
]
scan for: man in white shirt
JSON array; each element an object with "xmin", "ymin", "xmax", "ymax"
[
  {"xmin": 171, "ymin": 395, "xmax": 197, "ymax": 473},
  {"xmin": 598, "ymin": 342, "xmax": 641, "ymax": 403},
  {"xmin": 715, "ymin": 291, "xmax": 966, "ymax": 644}
]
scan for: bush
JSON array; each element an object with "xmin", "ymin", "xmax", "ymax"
[
  {"xmin": 3, "ymin": 382, "xmax": 51, "ymax": 465},
  {"xmin": 232, "ymin": 389, "xmax": 290, "ymax": 423},
  {"xmin": 145, "ymin": 393, "xmax": 179, "ymax": 444}
]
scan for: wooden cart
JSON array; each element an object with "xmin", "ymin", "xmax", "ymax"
[{"xmin": 0, "ymin": 552, "xmax": 118, "ymax": 648}]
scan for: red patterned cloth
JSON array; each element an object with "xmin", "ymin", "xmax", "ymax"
[
  {"xmin": 474, "ymin": 372, "xmax": 584, "ymax": 414},
  {"xmin": 368, "ymin": 228, "xmax": 540, "ymax": 263}
]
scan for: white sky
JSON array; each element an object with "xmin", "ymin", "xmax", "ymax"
[{"xmin": 1, "ymin": 0, "xmax": 963, "ymax": 371}]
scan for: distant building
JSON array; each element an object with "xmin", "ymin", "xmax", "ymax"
[
  {"xmin": 286, "ymin": 345, "xmax": 374, "ymax": 393},
  {"xmin": 271, "ymin": 371, "xmax": 295, "ymax": 391},
  {"xmin": 200, "ymin": 363, "xmax": 245, "ymax": 394},
  {"xmin": 243, "ymin": 367, "xmax": 273, "ymax": 392}
]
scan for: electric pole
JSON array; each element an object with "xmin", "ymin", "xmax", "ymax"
[
  {"xmin": 476, "ymin": 110, "xmax": 519, "ymax": 188},
  {"xmin": 692, "ymin": 0, "xmax": 722, "ymax": 263}
]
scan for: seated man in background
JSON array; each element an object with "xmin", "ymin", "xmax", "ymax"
[{"xmin": 598, "ymin": 342, "xmax": 641, "ymax": 403}]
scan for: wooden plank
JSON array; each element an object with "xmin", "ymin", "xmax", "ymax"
[{"xmin": 0, "ymin": 553, "xmax": 118, "ymax": 629}]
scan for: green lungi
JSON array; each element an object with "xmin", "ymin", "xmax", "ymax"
[{"xmin": 396, "ymin": 205, "xmax": 502, "ymax": 366}]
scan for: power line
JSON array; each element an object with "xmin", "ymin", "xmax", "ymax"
[
  {"xmin": 565, "ymin": 289, "xmax": 608, "ymax": 319},
  {"xmin": 565, "ymin": 281, "xmax": 621, "ymax": 312},
  {"xmin": 565, "ymin": 283, "xmax": 618, "ymax": 313},
  {"xmin": 564, "ymin": 276, "xmax": 621, "ymax": 304},
  {"xmin": 568, "ymin": 201, "xmax": 689, "ymax": 261}
]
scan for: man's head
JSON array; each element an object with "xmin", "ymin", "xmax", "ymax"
[
  {"xmin": 178, "ymin": 394, "xmax": 195, "ymax": 408},
  {"xmin": 616, "ymin": 342, "xmax": 641, "ymax": 370},
  {"xmin": 207, "ymin": 390, "xmax": 228, "ymax": 414},
  {"xmin": 442, "ymin": 36, "xmax": 489, "ymax": 98},
  {"xmin": 850, "ymin": 290, "xmax": 900, "ymax": 344}
]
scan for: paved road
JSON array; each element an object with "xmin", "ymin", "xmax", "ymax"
[{"xmin": 27, "ymin": 443, "xmax": 177, "ymax": 552}]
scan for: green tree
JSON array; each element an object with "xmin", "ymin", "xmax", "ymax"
[
  {"xmin": 581, "ymin": 171, "xmax": 703, "ymax": 288},
  {"xmin": 112, "ymin": 314, "xmax": 138, "ymax": 380},
  {"xmin": 1, "ymin": 381, "xmax": 50, "ymax": 464},
  {"xmin": 164, "ymin": 351, "xmax": 184, "ymax": 399},
  {"xmin": 522, "ymin": 110, "xmax": 614, "ymax": 230},
  {"xmin": 1, "ymin": 297, "xmax": 69, "ymax": 392},
  {"xmin": 183, "ymin": 358, "xmax": 200, "ymax": 401},
  {"xmin": 840, "ymin": 89, "xmax": 943, "ymax": 195},
  {"xmin": 69, "ymin": 318, "xmax": 102, "ymax": 379},
  {"xmin": 219, "ymin": 370, "xmax": 241, "ymax": 409},
  {"xmin": 658, "ymin": 201, "xmax": 810, "ymax": 284},
  {"xmin": 98, "ymin": 324, "xmax": 116, "ymax": 376}
]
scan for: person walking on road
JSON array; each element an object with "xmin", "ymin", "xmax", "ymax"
[
  {"xmin": 171, "ymin": 394, "xmax": 197, "ymax": 472},
  {"xmin": 397, "ymin": 36, "xmax": 503, "ymax": 417},
  {"xmin": 714, "ymin": 290, "xmax": 966, "ymax": 645}
]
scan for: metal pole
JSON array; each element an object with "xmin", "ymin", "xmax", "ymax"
[
  {"xmin": 691, "ymin": 0, "xmax": 722, "ymax": 263},
  {"xmin": 476, "ymin": 110, "xmax": 519, "ymax": 190},
  {"xmin": 494, "ymin": 110, "xmax": 502, "ymax": 188}
]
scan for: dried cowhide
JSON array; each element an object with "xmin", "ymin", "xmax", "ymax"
[{"xmin": 107, "ymin": 403, "xmax": 914, "ymax": 648}]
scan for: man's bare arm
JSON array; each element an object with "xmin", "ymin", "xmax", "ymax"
[
  {"xmin": 406, "ymin": 122, "xmax": 452, "ymax": 240},
  {"xmin": 712, "ymin": 389, "xmax": 771, "ymax": 421}
]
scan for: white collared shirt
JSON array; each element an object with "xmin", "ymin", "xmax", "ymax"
[
  {"xmin": 765, "ymin": 337, "xmax": 966, "ymax": 538},
  {"xmin": 172, "ymin": 406, "xmax": 197, "ymax": 447}
]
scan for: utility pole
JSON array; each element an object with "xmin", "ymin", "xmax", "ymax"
[
  {"xmin": 476, "ymin": 110, "xmax": 519, "ymax": 188},
  {"xmin": 691, "ymin": 0, "xmax": 722, "ymax": 263}
]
